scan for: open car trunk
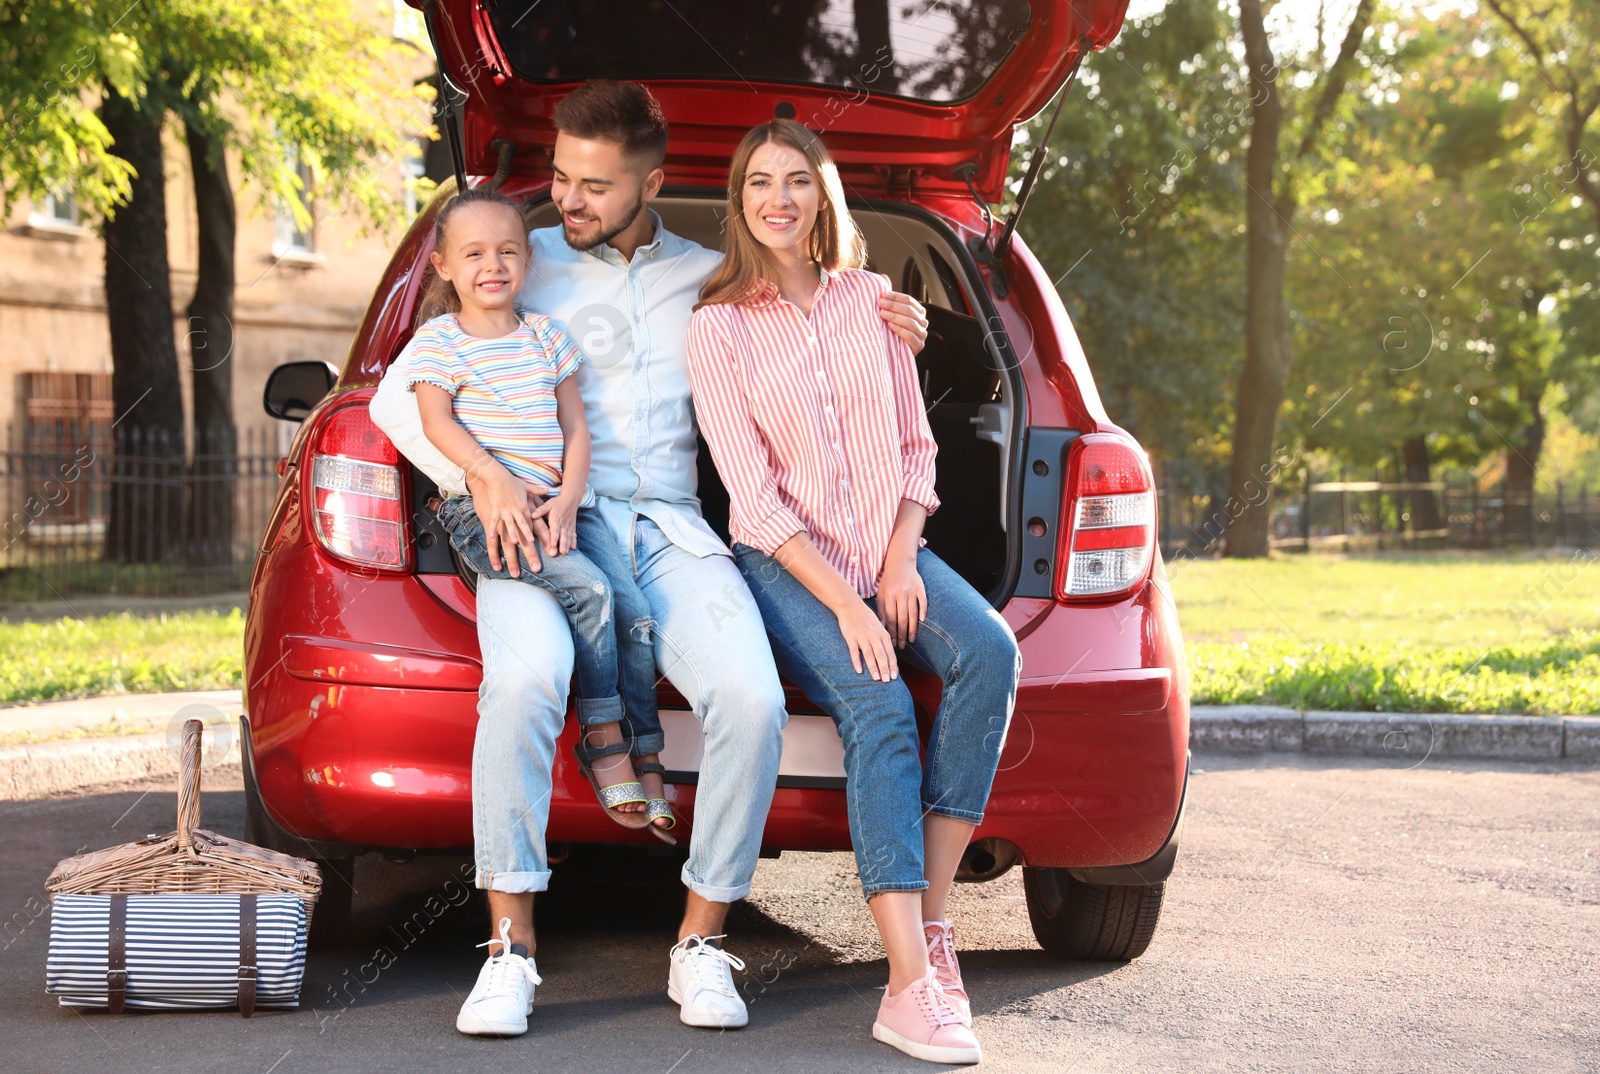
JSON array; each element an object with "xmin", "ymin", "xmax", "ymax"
[{"xmin": 412, "ymin": 193, "xmax": 1020, "ymax": 604}]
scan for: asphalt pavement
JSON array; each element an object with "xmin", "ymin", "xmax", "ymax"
[{"xmin": 1, "ymin": 752, "xmax": 1595, "ymax": 1074}]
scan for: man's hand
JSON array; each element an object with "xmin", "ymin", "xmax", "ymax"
[
  {"xmin": 464, "ymin": 463, "xmax": 541, "ymax": 577},
  {"xmin": 878, "ymin": 290, "xmax": 929, "ymax": 354}
]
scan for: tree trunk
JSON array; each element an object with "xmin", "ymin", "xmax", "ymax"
[
  {"xmin": 1223, "ymin": 0, "xmax": 1375, "ymax": 557},
  {"xmin": 183, "ymin": 116, "xmax": 238, "ymax": 573},
  {"xmin": 1401, "ymin": 435, "xmax": 1444, "ymax": 534},
  {"xmin": 100, "ymin": 86, "xmax": 186, "ymax": 566},
  {"xmin": 1223, "ymin": 0, "xmax": 1289, "ymax": 558},
  {"xmin": 1503, "ymin": 380, "xmax": 1546, "ymax": 544}
]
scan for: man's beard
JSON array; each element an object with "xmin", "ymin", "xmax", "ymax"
[{"xmin": 563, "ymin": 192, "xmax": 646, "ymax": 252}]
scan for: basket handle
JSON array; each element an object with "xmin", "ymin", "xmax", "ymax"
[{"xmin": 177, "ymin": 718, "xmax": 203, "ymax": 851}]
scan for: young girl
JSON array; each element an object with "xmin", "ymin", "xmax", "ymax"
[
  {"xmin": 403, "ymin": 187, "xmax": 677, "ymax": 841},
  {"xmin": 686, "ymin": 122, "xmax": 1021, "ymax": 1065}
]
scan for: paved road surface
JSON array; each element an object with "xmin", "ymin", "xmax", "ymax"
[{"xmin": 2, "ymin": 753, "xmax": 1595, "ymax": 1073}]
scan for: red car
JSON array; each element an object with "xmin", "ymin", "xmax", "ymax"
[{"xmin": 244, "ymin": 0, "xmax": 1188, "ymax": 960}]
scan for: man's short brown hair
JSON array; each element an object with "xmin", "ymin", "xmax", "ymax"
[{"xmin": 552, "ymin": 79, "xmax": 669, "ymax": 168}]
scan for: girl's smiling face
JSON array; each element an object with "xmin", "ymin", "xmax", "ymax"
[
  {"xmin": 429, "ymin": 201, "xmax": 529, "ymax": 314},
  {"xmin": 741, "ymin": 140, "xmax": 819, "ymax": 258}
]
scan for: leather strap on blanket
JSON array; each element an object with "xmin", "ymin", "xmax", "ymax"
[
  {"xmin": 237, "ymin": 893, "xmax": 258, "ymax": 1017},
  {"xmin": 106, "ymin": 894, "xmax": 128, "ymax": 1014}
]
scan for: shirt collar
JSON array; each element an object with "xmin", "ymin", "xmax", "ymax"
[
  {"xmin": 742, "ymin": 264, "xmax": 831, "ymax": 308},
  {"xmin": 586, "ymin": 209, "xmax": 668, "ymax": 267}
]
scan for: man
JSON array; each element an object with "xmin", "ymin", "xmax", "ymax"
[{"xmin": 453, "ymin": 79, "xmax": 928, "ymax": 1037}]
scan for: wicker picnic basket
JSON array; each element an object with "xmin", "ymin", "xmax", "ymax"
[{"xmin": 43, "ymin": 719, "xmax": 323, "ymax": 1014}]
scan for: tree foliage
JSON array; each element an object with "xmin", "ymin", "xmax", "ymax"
[
  {"xmin": 1010, "ymin": 0, "xmax": 1600, "ymax": 543},
  {"xmin": 0, "ymin": 0, "xmax": 427, "ymax": 231},
  {"xmin": 1016, "ymin": 0, "xmax": 1246, "ymax": 497}
]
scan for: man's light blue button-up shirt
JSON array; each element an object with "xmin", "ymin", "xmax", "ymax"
[{"xmin": 518, "ymin": 212, "xmax": 728, "ymax": 559}]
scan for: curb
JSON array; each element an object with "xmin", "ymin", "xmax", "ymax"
[
  {"xmin": 1192, "ymin": 706, "xmax": 1600, "ymax": 762},
  {"xmin": 1, "ymin": 731, "xmax": 242, "ymax": 800}
]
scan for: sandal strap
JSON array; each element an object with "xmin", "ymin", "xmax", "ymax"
[
  {"xmin": 633, "ymin": 761, "xmax": 666, "ymax": 776},
  {"xmin": 647, "ymin": 799, "xmax": 677, "ymax": 829},
  {"xmin": 576, "ymin": 736, "xmax": 634, "ymax": 764},
  {"xmin": 597, "ymin": 781, "xmax": 647, "ymax": 809}
]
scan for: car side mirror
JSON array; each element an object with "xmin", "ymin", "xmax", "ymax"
[{"xmin": 263, "ymin": 361, "xmax": 338, "ymax": 422}]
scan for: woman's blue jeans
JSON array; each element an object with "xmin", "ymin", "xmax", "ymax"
[
  {"xmin": 437, "ymin": 495, "xmax": 663, "ymax": 756},
  {"xmin": 734, "ymin": 543, "xmax": 1021, "ymax": 899}
]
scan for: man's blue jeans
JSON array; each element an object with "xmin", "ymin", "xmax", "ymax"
[
  {"xmin": 437, "ymin": 494, "xmax": 662, "ymax": 755},
  {"xmin": 734, "ymin": 544, "xmax": 1021, "ymax": 899},
  {"xmin": 469, "ymin": 506, "xmax": 787, "ymax": 899}
]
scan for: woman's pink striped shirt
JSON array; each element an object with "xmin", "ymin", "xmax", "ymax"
[{"xmin": 687, "ymin": 268, "xmax": 939, "ymax": 597}]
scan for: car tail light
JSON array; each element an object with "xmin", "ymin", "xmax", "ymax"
[
  {"xmin": 307, "ymin": 402, "xmax": 410, "ymax": 571},
  {"xmin": 1058, "ymin": 435, "xmax": 1155, "ymax": 600}
]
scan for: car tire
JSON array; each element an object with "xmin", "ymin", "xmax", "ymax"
[{"xmin": 1022, "ymin": 866, "xmax": 1165, "ymax": 960}]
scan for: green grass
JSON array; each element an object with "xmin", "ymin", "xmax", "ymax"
[
  {"xmin": 1169, "ymin": 551, "xmax": 1600, "ymax": 714},
  {"xmin": 0, "ymin": 610, "xmax": 244, "ymax": 706},
  {"xmin": 0, "ymin": 553, "xmax": 1596, "ymax": 714}
]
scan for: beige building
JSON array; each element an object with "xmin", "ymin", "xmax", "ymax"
[{"xmin": 0, "ymin": 10, "xmax": 439, "ymax": 458}]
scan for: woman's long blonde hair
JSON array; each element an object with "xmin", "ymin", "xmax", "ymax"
[{"xmin": 696, "ymin": 119, "xmax": 867, "ymax": 309}]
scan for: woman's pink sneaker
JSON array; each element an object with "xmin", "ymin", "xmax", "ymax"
[
  {"xmin": 872, "ymin": 967, "xmax": 981, "ymax": 1065},
  {"xmin": 924, "ymin": 919, "xmax": 972, "ymax": 1026}
]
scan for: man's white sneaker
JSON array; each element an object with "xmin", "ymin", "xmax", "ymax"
[
  {"xmin": 456, "ymin": 917, "xmax": 543, "ymax": 1037},
  {"xmin": 667, "ymin": 934, "xmax": 748, "ymax": 1028}
]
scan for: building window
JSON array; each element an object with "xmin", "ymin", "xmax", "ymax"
[
  {"xmin": 273, "ymin": 147, "xmax": 316, "ymax": 257},
  {"xmin": 43, "ymin": 191, "xmax": 78, "ymax": 224},
  {"xmin": 18, "ymin": 372, "xmax": 113, "ymax": 525},
  {"xmin": 27, "ymin": 189, "xmax": 86, "ymax": 236},
  {"xmin": 403, "ymin": 141, "xmax": 428, "ymax": 217}
]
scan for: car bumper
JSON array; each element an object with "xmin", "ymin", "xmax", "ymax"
[{"xmin": 246, "ymin": 556, "xmax": 1189, "ymax": 870}]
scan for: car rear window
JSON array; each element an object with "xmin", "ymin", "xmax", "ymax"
[{"xmin": 480, "ymin": 0, "xmax": 1033, "ymax": 105}]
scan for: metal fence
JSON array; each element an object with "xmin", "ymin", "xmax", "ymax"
[
  {"xmin": 0, "ymin": 423, "xmax": 284, "ymax": 601},
  {"xmin": 1158, "ymin": 471, "xmax": 1600, "ymax": 556}
]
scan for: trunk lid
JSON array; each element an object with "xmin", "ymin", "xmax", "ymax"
[{"xmin": 414, "ymin": 0, "xmax": 1128, "ymax": 200}]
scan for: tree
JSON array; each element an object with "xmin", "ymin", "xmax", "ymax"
[
  {"xmin": 100, "ymin": 83, "xmax": 186, "ymax": 563},
  {"xmin": 1015, "ymin": 0, "xmax": 1247, "ymax": 547},
  {"xmin": 1482, "ymin": 0, "xmax": 1600, "ymax": 232},
  {"xmin": 1224, "ymin": 0, "xmax": 1377, "ymax": 556},
  {"xmin": 1, "ymin": 0, "xmax": 424, "ymax": 566},
  {"xmin": 1281, "ymin": 10, "xmax": 1599, "ymax": 541}
]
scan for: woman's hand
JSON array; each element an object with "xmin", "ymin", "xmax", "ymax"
[
  {"xmin": 835, "ymin": 598, "xmax": 899, "ymax": 682},
  {"xmin": 529, "ymin": 486, "xmax": 579, "ymax": 556},
  {"xmin": 465, "ymin": 461, "xmax": 541, "ymax": 576},
  {"xmin": 876, "ymin": 552, "xmax": 927, "ymax": 648}
]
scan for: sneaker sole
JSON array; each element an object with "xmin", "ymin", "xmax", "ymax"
[
  {"xmin": 667, "ymin": 982, "xmax": 749, "ymax": 1028},
  {"xmin": 872, "ymin": 1021, "xmax": 981, "ymax": 1065},
  {"xmin": 456, "ymin": 1011, "xmax": 530, "ymax": 1037}
]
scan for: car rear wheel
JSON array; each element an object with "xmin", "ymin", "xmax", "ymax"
[{"xmin": 1022, "ymin": 866, "xmax": 1165, "ymax": 960}]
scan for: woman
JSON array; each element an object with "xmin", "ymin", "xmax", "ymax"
[{"xmin": 686, "ymin": 119, "xmax": 1021, "ymax": 1066}]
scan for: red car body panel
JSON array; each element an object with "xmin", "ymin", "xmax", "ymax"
[{"xmin": 246, "ymin": 0, "xmax": 1187, "ymax": 875}]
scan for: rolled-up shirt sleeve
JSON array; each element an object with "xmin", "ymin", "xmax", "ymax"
[
  {"xmin": 686, "ymin": 308, "xmax": 808, "ymax": 555},
  {"xmin": 880, "ymin": 278, "xmax": 940, "ymax": 515}
]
